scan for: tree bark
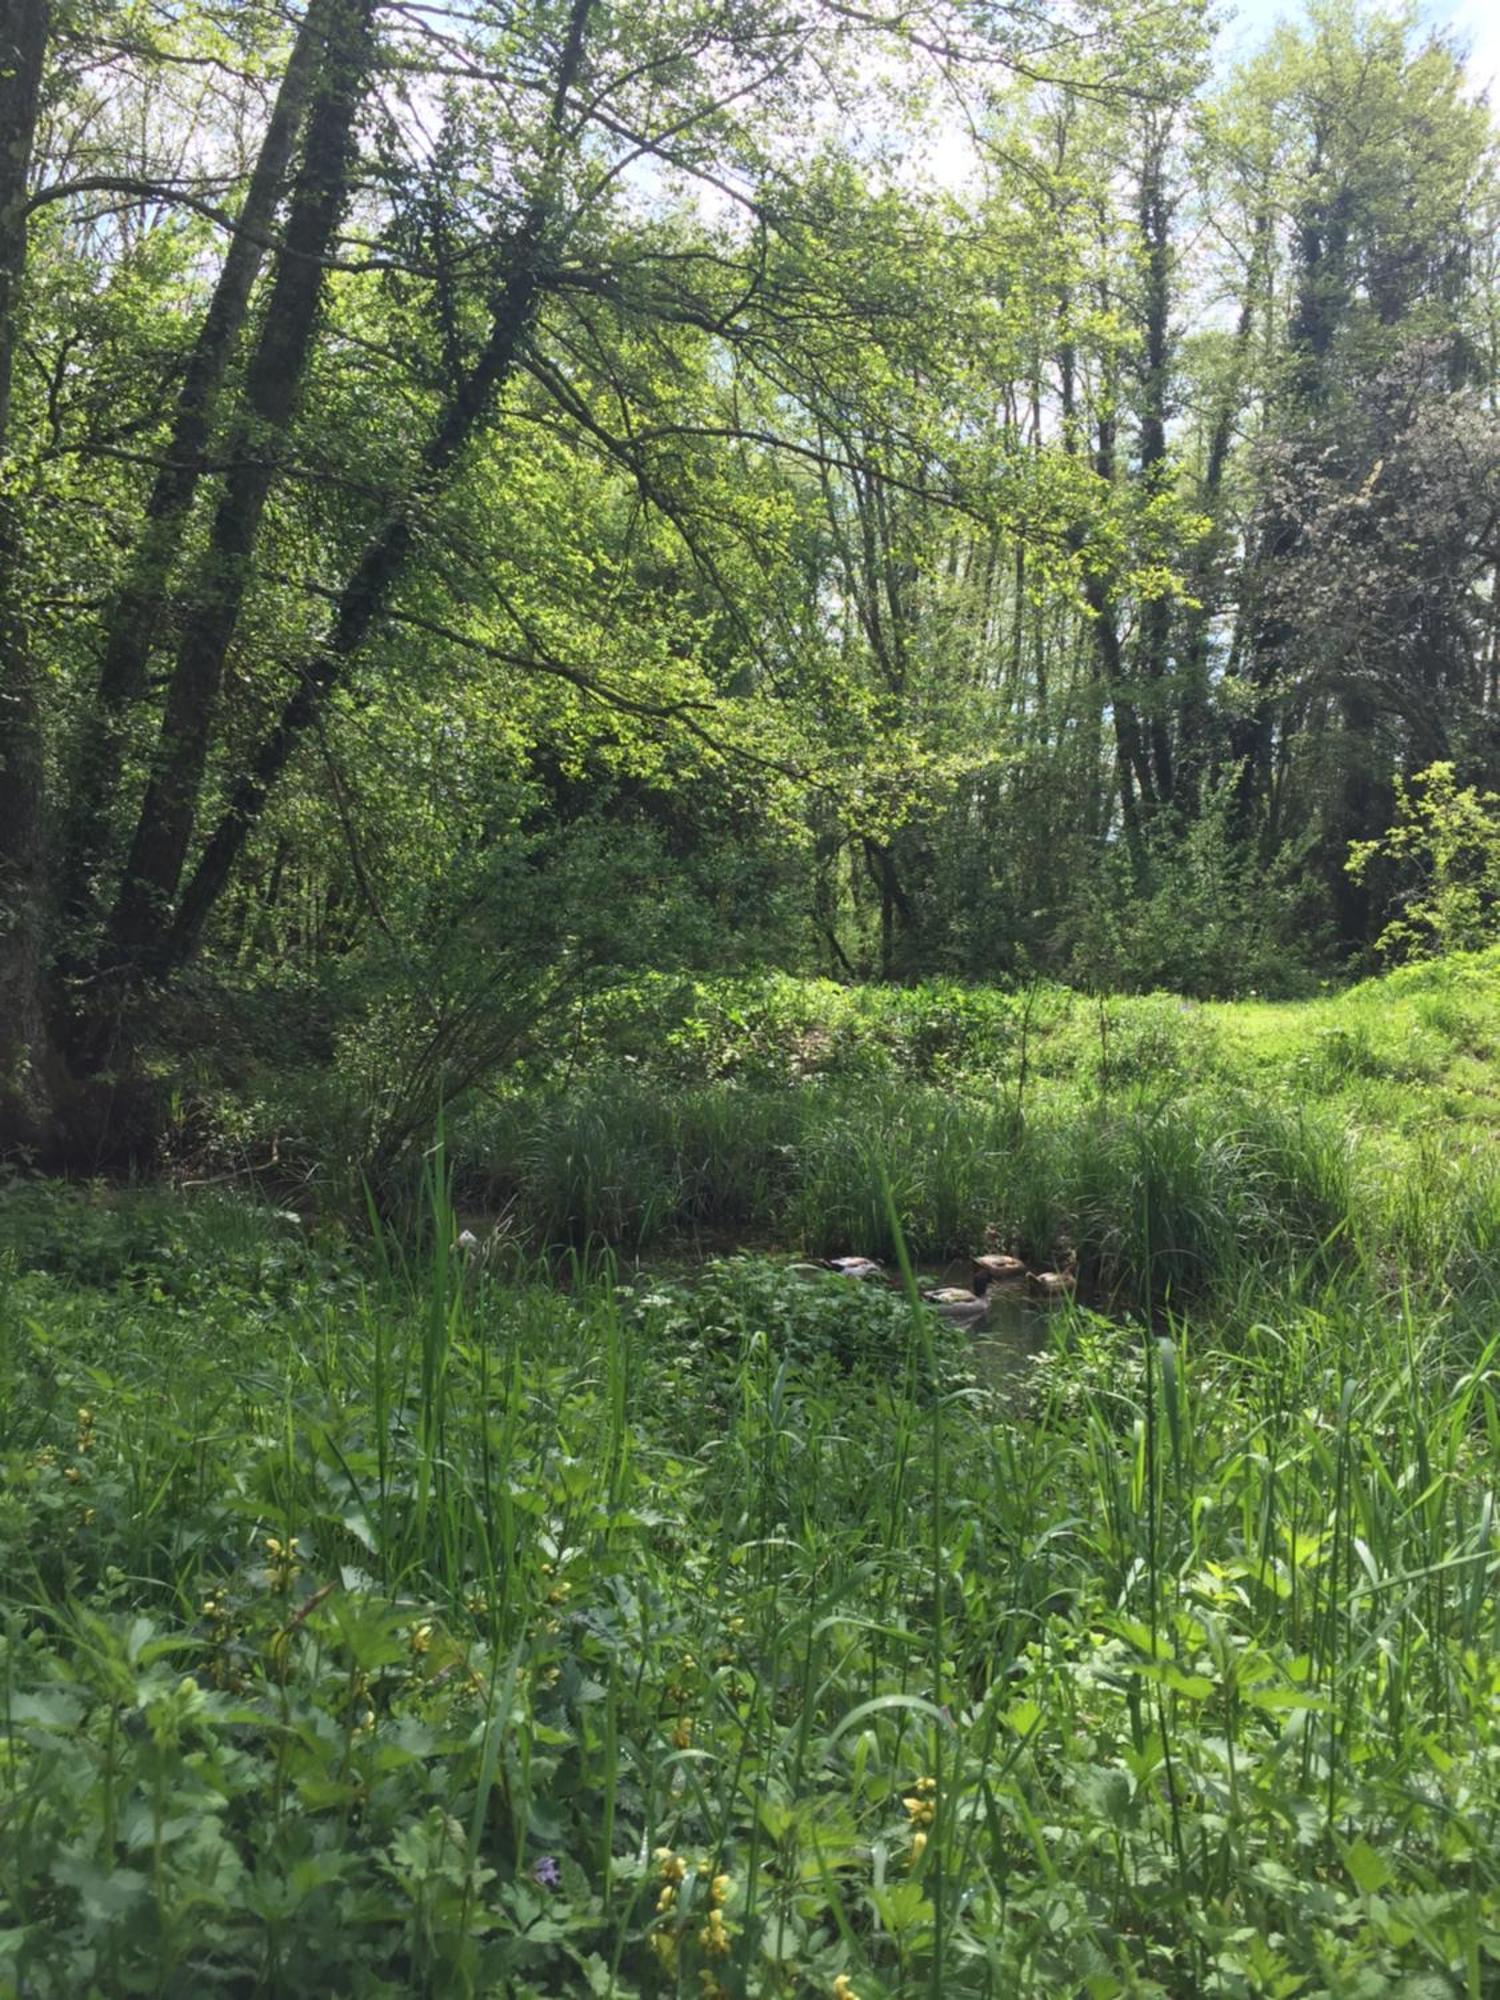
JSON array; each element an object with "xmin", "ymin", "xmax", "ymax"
[
  {"xmin": 105, "ymin": 0, "xmax": 375, "ymax": 970},
  {"xmin": 1134, "ymin": 124, "xmax": 1174, "ymax": 806},
  {"xmin": 1234, "ymin": 174, "xmax": 1354, "ymax": 830},
  {"xmin": 1178, "ymin": 207, "xmax": 1270, "ymax": 810},
  {"xmin": 60, "ymin": 0, "xmax": 331, "ymax": 927},
  {"xmin": 0, "ymin": 0, "xmax": 55, "ymax": 1153}
]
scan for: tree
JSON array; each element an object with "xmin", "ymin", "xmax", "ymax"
[
  {"xmin": 0, "ymin": 0, "xmax": 53, "ymax": 1147},
  {"xmin": 1218, "ymin": 8, "xmax": 1497, "ymax": 943},
  {"xmin": 5, "ymin": 0, "xmax": 1150, "ymax": 1159},
  {"xmin": 1347, "ymin": 759, "xmax": 1500, "ymax": 958}
]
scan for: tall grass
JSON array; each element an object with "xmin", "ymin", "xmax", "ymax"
[
  {"xmin": 2, "ymin": 1177, "xmax": 1499, "ymax": 1994},
  {"xmin": 460, "ymin": 1078, "xmax": 1373, "ymax": 1310}
]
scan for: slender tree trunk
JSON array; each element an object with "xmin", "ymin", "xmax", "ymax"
[
  {"xmin": 1235, "ymin": 175, "xmax": 1352, "ymax": 832},
  {"xmin": 1059, "ymin": 275, "xmax": 1151, "ymax": 867},
  {"xmin": 60, "ymin": 0, "xmax": 331, "ymax": 926},
  {"xmin": 862, "ymin": 836, "xmax": 912, "ymax": 982},
  {"xmin": 103, "ymin": 0, "xmax": 375, "ymax": 974},
  {"xmin": 1328, "ymin": 687, "xmax": 1382, "ymax": 950},
  {"xmin": 162, "ymin": 0, "xmax": 596, "ymax": 975},
  {"xmin": 1134, "ymin": 126, "xmax": 1174, "ymax": 806},
  {"xmin": 0, "ymin": 0, "xmax": 55, "ymax": 1152},
  {"xmin": 1178, "ymin": 208, "xmax": 1270, "ymax": 810},
  {"xmin": 1088, "ymin": 379, "xmax": 1154, "ymax": 860}
]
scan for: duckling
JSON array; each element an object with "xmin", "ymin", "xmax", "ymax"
[
  {"xmin": 821, "ymin": 1256, "xmax": 886, "ymax": 1283},
  {"xmin": 972, "ymin": 1253, "xmax": 1027, "ymax": 1286},
  {"xmin": 921, "ymin": 1269, "xmax": 993, "ymax": 1325}
]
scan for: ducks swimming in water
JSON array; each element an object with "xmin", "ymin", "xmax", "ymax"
[
  {"xmin": 802, "ymin": 1248, "xmax": 1079, "ymax": 1318},
  {"xmin": 920, "ymin": 1269, "xmax": 994, "ymax": 1326},
  {"xmin": 820, "ymin": 1256, "xmax": 887, "ymax": 1282},
  {"xmin": 1027, "ymin": 1261, "xmax": 1077, "ymax": 1300}
]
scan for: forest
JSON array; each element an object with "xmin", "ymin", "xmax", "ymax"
[{"xmin": 1, "ymin": 0, "xmax": 1499, "ymax": 1994}]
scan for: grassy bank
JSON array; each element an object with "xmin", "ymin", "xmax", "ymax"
[
  {"xmin": 397, "ymin": 951, "xmax": 1500, "ymax": 1314},
  {"xmin": 1, "ymin": 1184, "xmax": 1499, "ymax": 1996}
]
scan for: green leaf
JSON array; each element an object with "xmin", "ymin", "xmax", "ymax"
[
  {"xmin": 52, "ymin": 1854, "xmax": 149, "ymax": 1924},
  {"xmin": 1344, "ymin": 1838, "xmax": 1395, "ymax": 1897}
]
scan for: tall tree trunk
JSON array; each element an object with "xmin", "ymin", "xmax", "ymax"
[
  {"xmin": 1134, "ymin": 124, "xmax": 1174, "ymax": 806},
  {"xmin": 1178, "ymin": 207, "xmax": 1270, "ymax": 810},
  {"xmin": 1059, "ymin": 275, "xmax": 1151, "ymax": 867},
  {"xmin": 1234, "ymin": 172, "xmax": 1353, "ymax": 830},
  {"xmin": 0, "ymin": 0, "xmax": 55, "ymax": 1153},
  {"xmin": 104, "ymin": 0, "xmax": 375, "ymax": 972},
  {"xmin": 162, "ymin": 0, "xmax": 596, "ymax": 974},
  {"xmin": 60, "ymin": 0, "xmax": 331, "ymax": 927}
]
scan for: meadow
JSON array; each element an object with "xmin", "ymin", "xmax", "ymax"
[{"xmin": 3, "ymin": 953, "xmax": 1500, "ymax": 1997}]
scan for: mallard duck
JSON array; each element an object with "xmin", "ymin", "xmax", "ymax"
[
  {"xmin": 921, "ymin": 1269, "xmax": 993, "ymax": 1325},
  {"xmin": 821, "ymin": 1256, "xmax": 886, "ymax": 1282},
  {"xmin": 972, "ymin": 1253, "xmax": 1027, "ymax": 1286},
  {"xmin": 1027, "ymin": 1267, "xmax": 1076, "ymax": 1301}
]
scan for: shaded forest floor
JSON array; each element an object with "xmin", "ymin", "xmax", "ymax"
[{"xmin": 2, "ymin": 953, "xmax": 1499, "ymax": 1995}]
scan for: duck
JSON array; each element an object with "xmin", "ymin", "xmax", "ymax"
[
  {"xmin": 921, "ymin": 1269, "xmax": 993, "ymax": 1325},
  {"xmin": 821, "ymin": 1256, "xmax": 886, "ymax": 1283},
  {"xmin": 1027, "ymin": 1261, "xmax": 1077, "ymax": 1301},
  {"xmin": 972, "ymin": 1253, "xmax": 1027, "ymax": 1287}
]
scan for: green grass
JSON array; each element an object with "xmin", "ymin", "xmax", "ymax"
[
  {"xmin": 1, "ymin": 1170, "xmax": 1499, "ymax": 1997},
  {"xmin": 552, "ymin": 950, "xmax": 1500, "ymax": 1143},
  {"xmin": 409, "ymin": 950, "xmax": 1500, "ymax": 1312},
  {"xmin": 3, "ymin": 952, "xmax": 1500, "ymax": 1994}
]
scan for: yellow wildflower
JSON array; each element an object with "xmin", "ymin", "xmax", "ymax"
[
  {"xmin": 407, "ymin": 1622, "xmax": 433, "ymax": 1656},
  {"xmin": 656, "ymin": 1882, "xmax": 676, "ymax": 1914},
  {"xmin": 908, "ymin": 1830, "xmax": 928, "ymax": 1867},
  {"xmin": 671, "ymin": 1718, "xmax": 695, "ymax": 1750},
  {"xmin": 833, "ymin": 1977, "xmax": 861, "ymax": 2000},
  {"xmin": 654, "ymin": 1848, "xmax": 687, "ymax": 1883},
  {"xmin": 698, "ymin": 1908, "xmax": 731, "ymax": 1957},
  {"xmin": 264, "ymin": 1535, "xmax": 301, "ymax": 1588},
  {"xmin": 903, "ymin": 1777, "xmax": 937, "ymax": 1826},
  {"xmin": 710, "ymin": 1873, "xmax": 732, "ymax": 1907}
]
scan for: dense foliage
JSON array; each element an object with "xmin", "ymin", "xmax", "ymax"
[{"xmin": 1, "ymin": 0, "xmax": 1498, "ymax": 1166}]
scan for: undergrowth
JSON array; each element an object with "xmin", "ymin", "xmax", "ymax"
[
  {"xmin": 1, "ymin": 1173, "xmax": 1499, "ymax": 1996},
  {"xmin": 3, "ymin": 956, "xmax": 1499, "ymax": 1993}
]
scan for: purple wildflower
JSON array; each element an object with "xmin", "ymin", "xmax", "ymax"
[{"xmin": 532, "ymin": 1855, "xmax": 562, "ymax": 1890}]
